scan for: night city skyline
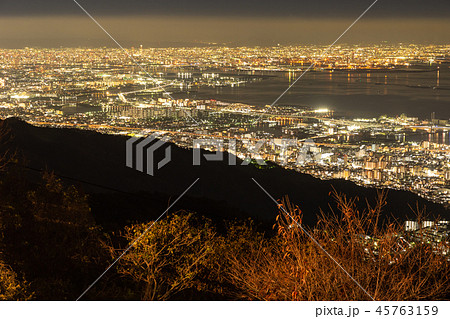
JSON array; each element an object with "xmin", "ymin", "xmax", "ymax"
[{"xmin": 0, "ymin": 0, "xmax": 449, "ymax": 311}]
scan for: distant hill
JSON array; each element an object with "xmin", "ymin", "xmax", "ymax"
[{"xmin": 1, "ymin": 117, "xmax": 448, "ymax": 230}]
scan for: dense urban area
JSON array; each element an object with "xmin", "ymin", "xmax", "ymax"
[
  {"xmin": 0, "ymin": 43, "xmax": 449, "ymax": 298},
  {"xmin": 1, "ymin": 45, "xmax": 449, "ymax": 204}
]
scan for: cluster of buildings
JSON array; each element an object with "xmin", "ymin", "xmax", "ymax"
[
  {"xmin": 0, "ymin": 45, "xmax": 449, "ymax": 208},
  {"xmin": 404, "ymin": 220, "xmax": 449, "ymax": 259},
  {"xmin": 1, "ymin": 44, "xmax": 448, "ymax": 102}
]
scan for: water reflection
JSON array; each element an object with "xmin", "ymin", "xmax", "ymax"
[{"xmin": 403, "ymin": 131, "xmax": 450, "ymax": 145}]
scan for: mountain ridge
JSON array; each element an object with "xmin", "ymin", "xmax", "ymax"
[{"xmin": 1, "ymin": 117, "xmax": 448, "ymax": 229}]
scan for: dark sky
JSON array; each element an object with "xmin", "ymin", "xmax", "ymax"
[
  {"xmin": 1, "ymin": 0, "xmax": 449, "ymax": 17},
  {"xmin": 0, "ymin": 1, "xmax": 449, "ymax": 47}
]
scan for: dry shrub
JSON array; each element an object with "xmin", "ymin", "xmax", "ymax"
[
  {"xmin": 0, "ymin": 259, "xmax": 32, "ymax": 301},
  {"xmin": 115, "ymin": 212, "xmax": 217, "ymax": 300},
  {"xmin": 226, "ymin": 191, "xmax": 449, "ymax": 300}
]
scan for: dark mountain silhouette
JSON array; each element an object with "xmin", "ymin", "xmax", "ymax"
[{"xmin": 1, "ymin": 117, "xmax": 448, "ymax": 231}]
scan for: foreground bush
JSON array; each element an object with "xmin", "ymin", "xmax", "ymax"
[
  {"xmin": 226, "ymin": 193, "xmax": 450, "ymax": 300},
  {"xmin": 0, "ymin": 259, "xmax": 32, "ymax": 301},
  {"xmin": 1, "ymin": 165, "xmax": 447, "ymax": 300},
  {"xmin": 115, "ymin": 212, "xmax": 217, "ymax": 300},
  {"xmin": 0, "ymin": 171, "xmax": 109, "ymax": 300}
]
